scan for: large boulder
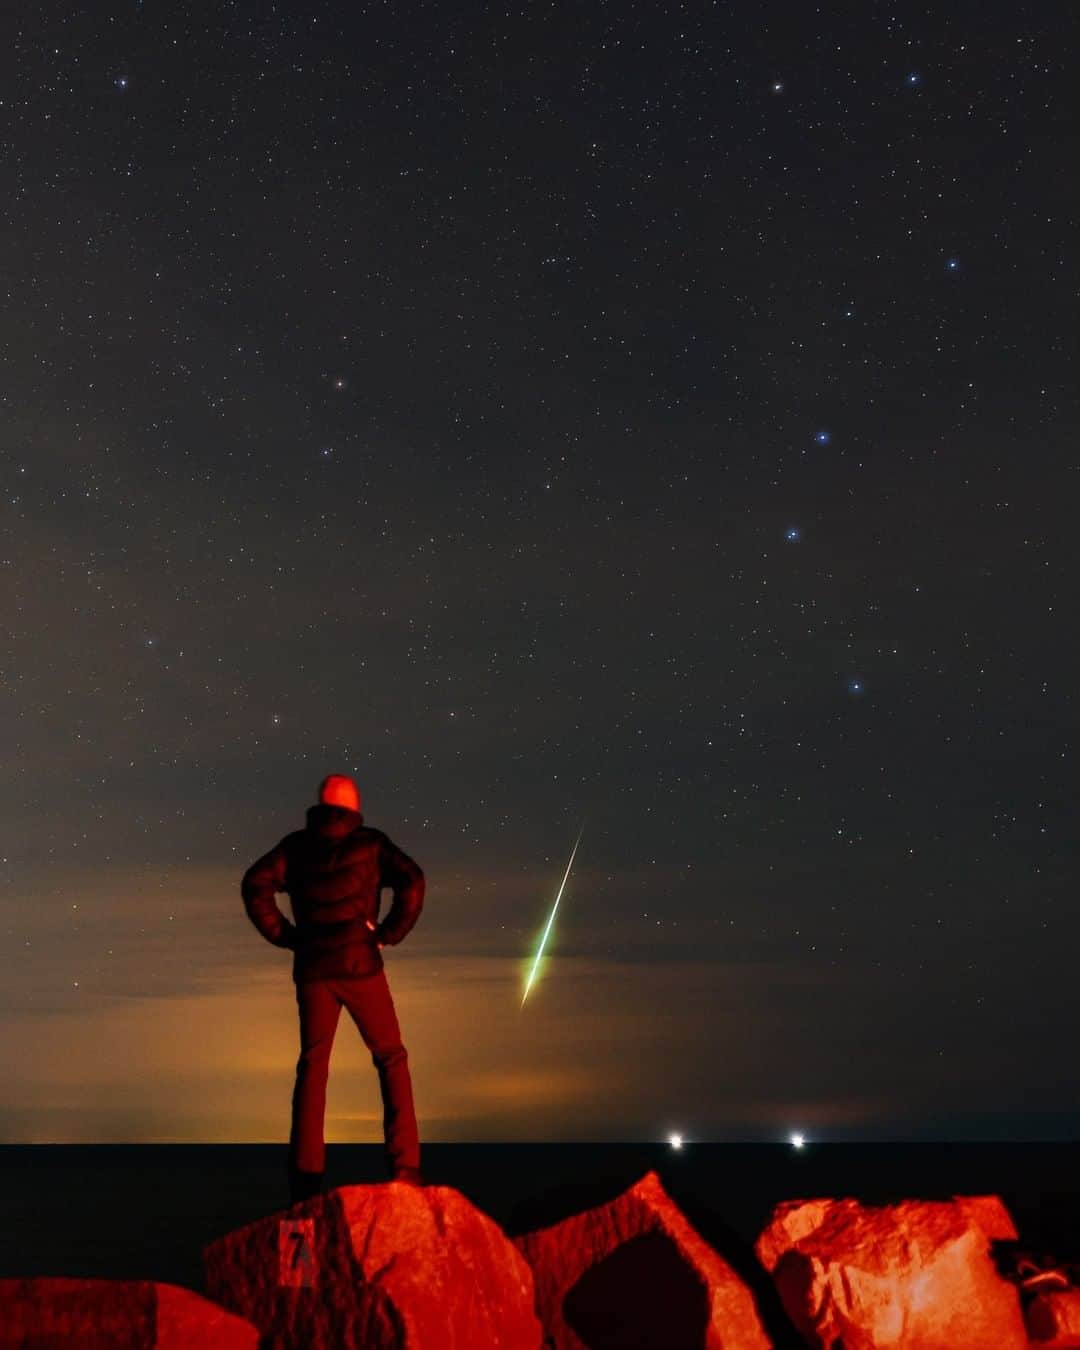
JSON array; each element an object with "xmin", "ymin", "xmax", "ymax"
[
  {"xmin": 0, "ymin": 1277, "xmax": 257, "ymax": 1347},
  {"xmin": 754, "ymin": 1194, "xmax": 1026, "ymax": 1349},
  {"xmin": 1027, "ymin": 1290, "xmax": 1080, "ymax": 1346},
  {"xmin": 203, "ymin": 1182, "xmax": 543, "ymax": 1349},
  {"xmin": 512, "ymin": 1169, "xmax": 771, "ymax": 1349}
]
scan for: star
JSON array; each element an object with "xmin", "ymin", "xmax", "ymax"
[
  {"xmin": 785, "ymin": 527, "xmax": 801, "ymax": 541},
  {"xmin": 771, "ymin": 81, "xmax": 784, "ymax": 94},
  {"xmin": 946, "ymin": 257, "xmax": 960, "ymax": 272},
  {"xmin": 333, "ymin": 377, "xmax": 347, "ymax": 390},
  {"xmin": 115, "ymin": 76, "xmax": 129, "ymax": 91},
  {"xmin": 814, "ymin": 430, "xmax": 831, "ymax": 445},
  {"xmin": 906, "ymin": 72, "xmax": 921, "ymax": 86},
  {"xmin": 848, "ymin": 680, "xmax": 864, "ymax": 694}
]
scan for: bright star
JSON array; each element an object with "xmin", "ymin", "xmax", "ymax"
[
  {"xmin": 946, "ymin": 258, "xmax": 960, "ymax": 271},
  {"xmin": 907, "ymin": 72, "xmax": 921, "ymax": 86},
  {"xmin": 115, "ymin": 76, "xmax": 129, "ymax": 90},
  {"xmin": 771, "ymin": 81, "xmax": 784, "ymax": 94},
  {"xmin": 814, "ymin": 430, "xmax": 831, "ymax": 445},
  {"xmin": 785, "ymin": 527, "xmax": 801, "ymax": 541},
  {"xmin": 849, "ymin": 680, "xmax": 863, "ymax": 694}
]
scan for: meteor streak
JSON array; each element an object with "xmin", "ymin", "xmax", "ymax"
[{"xmin": 521, "ymin": 826, "xmax": 584, "ymax": 1008}]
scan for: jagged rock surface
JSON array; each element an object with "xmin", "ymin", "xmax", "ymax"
[
  {"xmin": 513, "ymin": 1168, "xmax": 771, "ymax": 1349},
  {"xmin": 754, "ymin": 1194, "xmax": 1026, "ymax": 1349},
  {"xmin": 0, "ymin": 1276, "xmax": 258, "ymax": 1348},
  {"xmin": 203, "ymin": 1182, "xmax": 543, "ymax": 1349}
]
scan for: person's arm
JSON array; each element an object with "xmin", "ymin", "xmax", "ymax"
[
  {"xmin": 240, "ymin": 840, "xmax": 298, "ymax": 949},
  {"xmin": 374, "ymin": 835, "xmax": 425, "ymax": 946}
]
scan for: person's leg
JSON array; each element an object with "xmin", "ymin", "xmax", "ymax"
[
  {"xmin": 288, "ymin": 978, "xmax": 343, "ymax": 1186},
  {"xmin": 339, "ymin": 970, "xmax": 420, "ymax": 1175}
]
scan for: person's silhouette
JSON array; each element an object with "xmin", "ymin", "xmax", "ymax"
[{"xmin": 241, "ymin": 774, "xmax": 425, "ymax": 1205}]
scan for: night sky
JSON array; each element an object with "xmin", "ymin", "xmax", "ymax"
[{"xmin": 4, "ymin": 4, "xmax": 1077, "ymax": 1145}]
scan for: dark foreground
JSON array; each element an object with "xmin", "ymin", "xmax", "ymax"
[{"xmin": 2, "ymin": 1143, "xmax": 1079, "ymax": 1298}]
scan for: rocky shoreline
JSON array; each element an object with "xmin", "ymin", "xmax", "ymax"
[{"xmin": 4, "ymin": 1168, "xmax": 1079, "ymax": 1347}]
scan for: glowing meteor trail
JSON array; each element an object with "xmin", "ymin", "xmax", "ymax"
[{"xmin": 521, "ymin": 826, "xmax": 584, "ymax": 1008}]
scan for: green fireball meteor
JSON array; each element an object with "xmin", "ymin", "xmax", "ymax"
[{"xmin": 521, "ymin": 826, "xmax": 584, "ymax": 1009}]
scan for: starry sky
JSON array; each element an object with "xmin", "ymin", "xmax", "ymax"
[{"xmin": 3, "ymin": 3, "xmax": 1078, "ymax": 1145}]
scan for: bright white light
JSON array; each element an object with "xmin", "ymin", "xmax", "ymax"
[
  {"xmin": 790, "ymin": 1132, "xmax": 805, "ymax": 1149},
  {"xmin": 668, "ymin": 1133, "xmax": 683, "ymax": 1150}
]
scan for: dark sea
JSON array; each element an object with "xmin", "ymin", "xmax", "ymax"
[{"xmin": 3, "ymin": 1143, "xmax": 1079, "ymax": 1330}]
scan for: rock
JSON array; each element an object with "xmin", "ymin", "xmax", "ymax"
[
  {"xmin": 203, "ymin": 1183, "xmax": 543, "ymax": 1349},
  {"xmin": 0, "ymin": 1277, "xmax": 257, "ymax": 1347},
  {"xmin": 513, "ymin": 1169, "xmax": 771, "ymax": 1349},
  {"xmin": 1027, "ymin": 1290, "xmax": 1080, "ymax": 1346},
  {"xmin": 754, "ymin": 1194, "xmax": 1026, "ymax": 1349}
]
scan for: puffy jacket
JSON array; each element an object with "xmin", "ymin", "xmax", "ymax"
[{"xmin": 241, "ymin": 803, "xmax": 425, "ymax": 981}]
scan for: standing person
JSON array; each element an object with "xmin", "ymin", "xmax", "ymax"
[{"xmin": 241, "ymin": 774, "xmax": 425, "ymax": 1205}]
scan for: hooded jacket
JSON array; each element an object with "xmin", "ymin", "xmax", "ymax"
[{"xmin": 241, "ymin": 803, "xmax": 425, "ymax": 981}]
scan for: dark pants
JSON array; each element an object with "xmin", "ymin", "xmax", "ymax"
[{"xmin": 288, "ymin": 970, "xmax": 420, "ymax": 1177}]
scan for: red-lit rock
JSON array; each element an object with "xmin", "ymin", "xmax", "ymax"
[
  {"xmin": 1027, "ymin": 1290, "xmax": 1080, "ymax": 1346},
  {"xmin": 754, "ymin": 1194, "xmax": 1026, "ymax": 1349},
  {"xmin": 203, "ymin": 1183, "xmax": 543, "ymax": 1349},
  {"xmin": 0, "ymin": 1277, "xmax": 257, "ymax": 1348},
  {"xmin": 513, "ymin": 1169, "xmax": 771, "ymax": 1349}
]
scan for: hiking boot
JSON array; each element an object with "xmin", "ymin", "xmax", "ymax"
[{"xmin": 389, "ymin": 1166, "xmax": 425, "ymax": 1186}]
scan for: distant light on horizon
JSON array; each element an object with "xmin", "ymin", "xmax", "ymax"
[
  {"xmin": 790, "ymin": 1132, "xmax": 806, "ymax": 1149},
  {"xmin": 668, "ymin": 1132, "xmax": 683, "ymax": 1150}
]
